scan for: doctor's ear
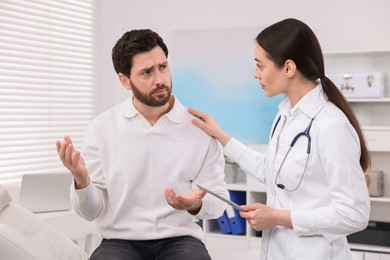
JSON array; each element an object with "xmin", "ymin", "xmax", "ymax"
[
  {"xmin": 284, "ymin": 59, "xmax": 296, "ymax": 78},
  {"xmin": 118, "ymin": 73, "xmax": 131, "ymax": 90}
]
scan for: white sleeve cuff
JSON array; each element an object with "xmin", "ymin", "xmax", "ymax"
[{"xmin": 291, "ymin": 210, "xmax": 318, "ymax": 236}]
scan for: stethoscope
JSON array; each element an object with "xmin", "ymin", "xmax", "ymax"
[{"xmin": 271, "ymin": 115, "xmax": 314, "ymax": 192}]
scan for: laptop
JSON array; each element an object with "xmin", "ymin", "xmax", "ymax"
[{"xmin": 18, "ymin": 173, "xmax": 72, "ymax": 213}]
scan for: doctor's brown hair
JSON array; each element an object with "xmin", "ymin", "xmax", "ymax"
[{"xmin": 256, "ymin": 18, "xmax": 370, "ymax": 172}]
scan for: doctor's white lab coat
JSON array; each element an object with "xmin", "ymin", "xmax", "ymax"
[{"xmin": 224, "ymin": 85, "xmax": 370, "ymax": 260}]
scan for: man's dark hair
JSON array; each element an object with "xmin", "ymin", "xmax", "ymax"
[{"xmin": 112, "ymin": 29, "xmax": 168, "ymax": 77}]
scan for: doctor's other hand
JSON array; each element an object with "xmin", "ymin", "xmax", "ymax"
[
  {"xmin": 56, "ymin": 135, "xmax": 90, "ymax": 189},
  {"xmin": 188, "ymin": 108, "xmax": 231, "ymax": 147},
  {"xmin": 239, "ymin": 203, "xmax": 293, "ymax": 231},
  {"xmin": 164, "ymin": 187, "xmax": 206, "ymax": 215}
]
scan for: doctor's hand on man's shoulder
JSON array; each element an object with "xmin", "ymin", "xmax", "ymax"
[{"xmin": 56, "ymin": 135, "xmax": 90, "ymax": 189}]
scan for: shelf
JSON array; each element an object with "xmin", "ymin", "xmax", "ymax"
[
  {"xmin": 226, "ymin": 182, "xmax": 266, "ymax": 192},
  {"xmin": 349, "ymin": 243, "xmax": 390, "ymax": 254},
  {"xmin": 362, "ymin": 126, "xmax": 390, "ymax": 131},
  {"xmin": 348, "ymin": 98, "xmax": 390, "ymax": 103},
  {"xmin": 370, "ymin": 197, "xmax": 390, "ymax": 203},
  {"xmin": 368, "ymin": 149, "xmax": 390, "ymax": 153},
  {"xmin": 324, "ymin": 50, "xmax": 390, "ymax": 56},
  {"xmin": 206, "ymin": 231, "xmax": 246, "ymax": 238}
]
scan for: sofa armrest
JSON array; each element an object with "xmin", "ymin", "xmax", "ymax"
[
  {"xmin": 0, "ymin": 223, "xmax": 52, "ymax": 260},
  {"xmin": 0, "ymin": 204, "xmax": 89, "ymax": 260}
]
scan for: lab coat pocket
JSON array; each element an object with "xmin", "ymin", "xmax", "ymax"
[{"xmin": 289, "ymin": 234, "xmax": 332, "ymax": 259}]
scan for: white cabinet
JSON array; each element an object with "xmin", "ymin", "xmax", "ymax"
[
  {"xmin": 380, "ymin": 253, "xmax": 390, "ymax": 260},
  {"xmin": 325, "ymin": 51, "xmax": 390, "ymax": 213},
  {"xmin": 364, "ymin": 252, "xmax": 390, "ymax": 260},
  {"xmin": 348, "ymin": 99, "xmax": 390, "ymax": 210},
  {"xmin": 350, "ymin": 250, "xmax": 390, "ymax": 260},
  {"xmin": 351, "ymin": 250, "xmax": 364, "ymax": 260},
  {"xmin": 365, "ymin": 252, "xmax": 382, "ymax": 260},
  {"xmin": 347, "ymin": 97, "xmax": 390, "ymax": 233}
]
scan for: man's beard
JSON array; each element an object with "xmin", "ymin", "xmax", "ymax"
[{"xmin": 130, "ymin": 80, "xmax": 172, "ymax": 107}]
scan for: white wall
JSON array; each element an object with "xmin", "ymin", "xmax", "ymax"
[{"xmin": 96, "ymin": 0, "xmax": 390, "ymax": 113}]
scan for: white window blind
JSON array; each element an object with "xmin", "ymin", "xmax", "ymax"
[{"xmin": 0, "ymin": 0, "xmax": 96, "ymax": 181}]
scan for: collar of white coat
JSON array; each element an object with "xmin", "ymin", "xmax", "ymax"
[
  {"xmin": 120, "ymin": 94, "xmax": 184, "ymax": 124},
  {"xmin": 279, "ymin": 83, "xmax": 328, "ymax": 119}
]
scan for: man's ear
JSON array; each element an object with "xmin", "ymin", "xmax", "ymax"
[
  {"xmin": 118, "ymin": 73, "xmax": 131, "ymax": 90},
  {"xmin": 284, "ymin": 59, "xmax": 296, "ymax": 78}
]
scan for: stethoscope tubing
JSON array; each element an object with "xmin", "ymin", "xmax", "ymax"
[{"xmin": 272, "ymin": 116, "xmax": 314, "ymax": 191}]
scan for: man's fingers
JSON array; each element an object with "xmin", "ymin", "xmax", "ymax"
[
  {"xmin": 164, "ymin": 187, "xmax": 175, "ymax": 197},
  {"xmin": 164, "ymin": 188, "xmax": 175, "ymax": 202},
  {"xmin": 164, "ymin": 188, "xmax": 176, "ymax": 204},
  {"xmin": 65, "ymin": 144, "xmax": 73, "ymax": 163},
  {"xmin": 57, "ymin": 141, "xmax": 68, "ymax": 161},
  {"xmin": 72, "ymin": 151, "xmax": 80, "ymax": 168},
  {"xmin": 64, "ymin": 135, "xmax": 73, "ymax": 144},
  {"xmin": 55, "ymin": 140, "xmax": 61, "ymax": 153}
]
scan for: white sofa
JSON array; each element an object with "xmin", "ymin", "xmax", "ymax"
[{"xmin": 0, "ymin": 184, "xmax": 88, "ymax": 260}]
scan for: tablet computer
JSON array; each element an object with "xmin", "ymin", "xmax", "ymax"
[{"xmin": 197, "ymin": 184, "xmax": 241, "ymax": 210}]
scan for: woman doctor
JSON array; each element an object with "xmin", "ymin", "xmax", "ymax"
[{"xmin": 189, "ymin": 18, "xmax": 370, "ymax": 259}]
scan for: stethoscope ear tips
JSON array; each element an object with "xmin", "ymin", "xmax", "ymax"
[{"xmin": 277, "ymin": 183, "xmax": 285, "ymax": 189}]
